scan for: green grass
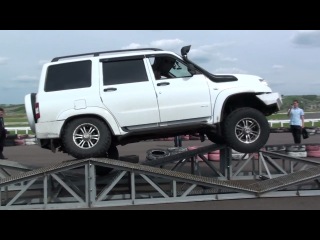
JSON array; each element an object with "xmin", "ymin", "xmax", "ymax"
[
  {"xmin": 267, "ymin": 113, "xmax": 288, "ymax": 120},
  {"xmin": 5, "ymin": 118, "xmax": 28, "ymax": 123},
  {"xmin": 3, "ymin": 110, "xmax": 33, "ymax": 134},
  {"xmin": 7, "ymin": 130, "xmax": 35, "ymax": 135}
]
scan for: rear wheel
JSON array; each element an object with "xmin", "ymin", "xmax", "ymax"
[{"xmin": 62, "ymin": 118, "xmax": 111, "ymax": 159}]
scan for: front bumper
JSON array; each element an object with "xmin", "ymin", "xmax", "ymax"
[{"xmin": 256, "ymin": 92, "xmax": 283, "ymax": 111}]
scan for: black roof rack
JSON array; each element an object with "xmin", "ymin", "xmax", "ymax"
[{"xmin": 51, "ymin": 48, "xmax": 163, "ymax": 62}]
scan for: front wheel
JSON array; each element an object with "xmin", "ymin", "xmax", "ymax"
[{"xmin": 223, "ymin": 107, "xmax": 270, "ymax": 153}]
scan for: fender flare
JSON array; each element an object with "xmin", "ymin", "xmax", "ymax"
[
  {"xmin": 212, "ymin": 88, "xmax": 257, "ymax": 124},
  {"xmin": 57, "ymin": 107, "xmax": 122, "ymax": 135}
]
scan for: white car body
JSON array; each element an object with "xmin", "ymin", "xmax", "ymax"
[{"xmin": 25, "ymin": 46, "xmax": 282, "ymax": 159}]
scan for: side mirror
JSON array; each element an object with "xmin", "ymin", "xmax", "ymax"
[{"xmin": 187, "ymin": 63, "xmax": 196, "ymax": 75}]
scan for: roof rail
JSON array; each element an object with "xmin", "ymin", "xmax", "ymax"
[{"xmin": 51, "ymin": 48, "xmax": 163, "ymax": 62}]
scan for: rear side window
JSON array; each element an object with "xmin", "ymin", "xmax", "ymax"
[
  {"xmin": 45, "ymin": 60, "xmax": 92, "ymax": 92},
  {"xmin": 103, "ymin": 59, "xmax": 148, "ymax": 85}
]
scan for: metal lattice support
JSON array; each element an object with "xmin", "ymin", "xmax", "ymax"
[{"xmin": 0, "ymin": 144, "xmax": 320, "ymax": 209}]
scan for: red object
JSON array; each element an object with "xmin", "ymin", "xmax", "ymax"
[
  {"xmin": 306, "ymin": 145, "xmax": 320, "ymax": 151},
  {"xmin": 208, "ymin": 153, "xmax": 220, "ymax": 161},
  {"xmin": 307, "ymin": 151, "xmax": 320, "ymax": 158},
  {"xmin": 187, "ymin": 146, "xmax": 207, "ymax": 161}
]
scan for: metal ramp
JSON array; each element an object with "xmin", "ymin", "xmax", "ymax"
[{"xmin": 1, "ymin": 143, "xmax": 320, "ymax": 209}]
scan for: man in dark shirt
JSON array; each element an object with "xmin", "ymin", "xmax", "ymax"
[{"xmin": 0, "ymin": 107, "xmax": 8, "ymax": 159}]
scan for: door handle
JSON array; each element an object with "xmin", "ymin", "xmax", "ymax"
[
  {"xmin": 157, "ymin": 82, "xmax": 170, "ymax": 86},
  {"xmin": 104, "ymin": 88, "xmax": 117, "ymax": 92}
]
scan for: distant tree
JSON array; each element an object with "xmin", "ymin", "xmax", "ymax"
[{"xmin": 302, "ymin": 95, "xmax": 317, "ymax": 101}]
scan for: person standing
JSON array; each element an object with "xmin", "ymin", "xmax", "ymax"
[
  {"xmin": 0, "ymin": 107, "xmax": 8, "ymax": 159},
  {"xmin": 174, "ymin": 136, "xmax": 182, "ymax": 147},
  {"xmin": 287, "ymin": 100, "xmax": 304, "ymax": 144}
]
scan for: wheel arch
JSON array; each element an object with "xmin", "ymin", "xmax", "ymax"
[
  {"xmin": 57, "ymin": 107, "xmax": 122, "ymax": 137},
  {"xmin": 213, "ymin": 90, "xmax": 273, "ymax": 124},
  {"xmin": 61, "ymin": 113, "xmax": 117, "ymax": 138}
]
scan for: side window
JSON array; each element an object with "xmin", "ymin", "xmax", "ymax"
[
  {"xmin": 103, "ymin": 59, "xmax": 148, "ymax": 85},
  {"xmin": 148, "ymin": 56, "xmax": 193, "ymax": 80},
  {"xmin": 45, "ymin": 60, "xmax": 92, "ymax": 92},
  {"xmin": 169, "ymin": 60, "xmax": 193, "ymax": 78}
]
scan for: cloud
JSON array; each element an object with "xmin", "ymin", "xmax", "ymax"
[
  {"xmin": 196, "ymin": 42, "xmax": 236, "ymax": 51},
  {"xmin": 37, "ymin": 59, "xmax": 50, "ymax": 69},
  {"xmin": 122, "ymin": 43, "xmax": 145, "ymax": 49},
  {"xmin": 13, "ymin": 75, "xmax": 38, "ymax": 81},
  {"xmin": 309, "ymin": 81, "xmax": 320, "ymax": 86},
  {"xmin": 0, "ymin": 75, "xmax": 38, "ymax": 90},
  {"xmin": 190, "ymin": 51, "xmax": 238, "ymax": 64},
  {"xmin": 291, "ymin": 30, "xmax": 320, "ymax": 47},
  {"xmin": 149, "ymin": 39, "xmax": 184, "ymax": 50},
  {"xmin": 121, "ymin": 40, "xmax": 237, "ymax": 65},
  {"xmin": 267, "ymin": 80, "xmax": 287, "ymax": 87},
  {"xmin": 213, "ymin": 68, "xmax": 247, "ymax": 74},
  {"xmin": 189, "ymin": 49, "xmax": 212, "ymax": 63},
  {"xmin": 0, "ymin": 57, "xmax": 8, "ymax": 65},
  {"xmin": 272, "ymin": 65, "xmax": 284, "ymax": 69},
  {"xmin": 189, "ymin": 43, "xmax": 237, "ymax": 64},
  {"xmin": 272, "ymin": 64, "xmax": 284, "ymax": 73},
  {"xmin": 122, "ymin": 39, "xmax": 184, "ymax": 52},
  {"xmin": 39, "ymin": 59, "xmax": 50, "ymax": 65},
  {"xmin": 0, "ymin": 76, "xmax": 36, "ymax": 87},
  {"xmin": 220, "ymin": 56, "xmax": 238, "ymax": 62}
]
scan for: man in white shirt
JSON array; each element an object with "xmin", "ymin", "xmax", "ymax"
[{"xmin": 287, "ymin": 100, "xmax": 305, "ymax": 144}]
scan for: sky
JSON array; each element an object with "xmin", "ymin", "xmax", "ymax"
[{"xmin": 1, "ymin": 30, "xmax": 320, "ymax": 104}]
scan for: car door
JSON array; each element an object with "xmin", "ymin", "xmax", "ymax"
[
  {"xmin": 148, "ymin": 55, "xmax": 212, "ymax": 123},
  {"xmin": 99, "ymin": 56, "xmax": 160, "ymax": 128}
]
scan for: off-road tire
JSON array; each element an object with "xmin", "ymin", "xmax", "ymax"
[
  {"xmin": 146, "ymin": 149, "xmax": 170, "ymax": 161},
  {"xmin": 62, "ymin": 117, "xmax": 111, "ymax": 159},
  {"xmin": 223, "ymin": 107, "xmax": 270, "ymax": 153}
]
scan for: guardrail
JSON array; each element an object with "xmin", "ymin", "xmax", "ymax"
[
  {"xmin": 268, "ymin": 119, "xmax": 320, "ymax": 127},
  {"xmin": 6, "ymin": 127, "xmax": 32, "ymax": 134}
]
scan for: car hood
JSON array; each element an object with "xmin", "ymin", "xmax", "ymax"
[{"xmin": 214, "ymin": 73, "xmax": 272, "ymax": 91}]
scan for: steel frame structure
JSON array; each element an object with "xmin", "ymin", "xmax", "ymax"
[{"xmin": 1, "ymin": 144, "xmax": 320, "ymax": 210}]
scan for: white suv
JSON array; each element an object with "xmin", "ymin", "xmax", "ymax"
[{"xmin": 25, "ymin": 45, "xmax": 282, "ymax": 160}]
